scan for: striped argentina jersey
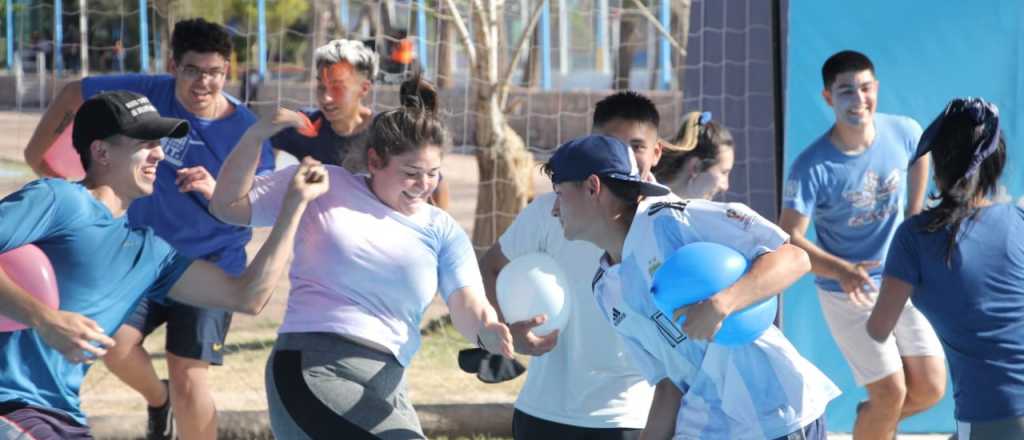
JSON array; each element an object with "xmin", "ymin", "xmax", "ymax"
[{"xmin": 593, "ymin": 196, "xmax": 841, "ymax": 439}]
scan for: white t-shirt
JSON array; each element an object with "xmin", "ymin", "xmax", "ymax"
[
  {"xmin": 499, "ymin": 192, "xmax": 654, "ymax": 429},
  {"xmin": 593, "ymin": 196, "xmax": 841, "ymax": 439},
  {"xmin": 248, "ymin": 165, "xmax": 484, "ymax": 366}
]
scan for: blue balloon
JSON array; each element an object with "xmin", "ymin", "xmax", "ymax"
[
  {"xmin": 651, "ymin": 242, "xmax": 777, "ymax": 346},
  {"xmin": 714, "ymin": 296, "xmax": 778, "ymax": 345}
]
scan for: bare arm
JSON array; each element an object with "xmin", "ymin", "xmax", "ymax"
[
  {"xmin": 866, "ymin": 275, "xmax": 913, "ymax": 342},
  {"xmin": 715, "ymin": 243, "xmax": 810, "ymax": 310},
  {"xmin": 170, "ymin": 158, "xmax": 327, "ymax": 314},
  {"xmin": 480, "ymin": 243, "xmax": 558, "ymax": 355},
  {"xmin": 778, "ymin": 208, "xmax": 877, "ymax": 305},
  {"xmin": 906, "ymin": 153, "xmax": 930, "ymax": 217},
  {"xmin": 480, "ymin": 243, "xmax": 510, "ymax": 322},
  {"xmin": 24, "ymin": 81, "xmax": 84, "ymax": 176},
  {"xmin": 210, "ymin": 108, "xmax": 307, "ymax": 226},
  {"xmin": 0, "ymin": 269, "xmax": 116, "ymax": 363},
  {"xmin": 640, "ymin": 378, "xmax": 682, "ymax": 440},
  {"xmin": 676, "ymin": 243, "xmax": 811, "ymax": 341},
  {"xmin": 447, "ymin": 286, "xmax": 515, "ymax": 358}
]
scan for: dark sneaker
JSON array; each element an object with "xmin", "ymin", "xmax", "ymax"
[{"xmin": 146, "ymin": 379, "xmax": 175, "ymax": 440}]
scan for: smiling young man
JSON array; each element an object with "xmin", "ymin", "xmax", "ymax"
[
  {"xmin": 0, "ymin": 91, "xmax": 324, "ymax": 440},
  {"xmin": 22, "ymin": 18, "xmax": 275, "ymax": 440},
  {"xmin": 542, "ymin": 134, "xmax": 839, "ymax": 439},
  {"xmin": 778, "ymin": 50, "xmax": 946, "ymax": 439}
]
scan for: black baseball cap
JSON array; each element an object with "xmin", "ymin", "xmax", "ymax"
[{"xmin": 72, "ymin": 91, "xmax": 189, "ymax": 155}]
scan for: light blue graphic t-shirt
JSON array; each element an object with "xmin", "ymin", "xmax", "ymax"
[
  {"xmin": 82, "ymin": 74, "xmax": 274, "ymax": 274},
  {"xmin": 783, "ymin": 113, "xmax": 922, "ymax": 291},
  {"xmin": 0, "ymin": 179, "xmax": 192, "ymax": 424}
]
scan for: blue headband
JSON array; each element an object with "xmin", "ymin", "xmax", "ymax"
[{"xmin": 912, "ymin": 97, "xmax": 1000, "ymax": 178}]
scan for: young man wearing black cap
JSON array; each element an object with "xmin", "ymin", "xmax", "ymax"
[
  {"xmin": 542, "ymin": 134, "xmax": 840, "ymax": 439},
  {"xmin": 0, "ymin": 91, "xmax": 326, "ymax": 439},
  {"xmin": 23, "ymin": 18, "xmax": 274, "ymax": 440}
]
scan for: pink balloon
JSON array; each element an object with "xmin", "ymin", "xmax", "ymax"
[
  {"xmin": 0, "ymin": 245, "xmax": 60, "ymax": 332},
  {"xmin": 42, "ymin": 122, "xmax": 85, "ymax": 180}
]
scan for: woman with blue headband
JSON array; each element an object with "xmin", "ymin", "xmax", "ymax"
[
  {"xmin": 653, "ymin": 111, "xmax": 735, "ymax": 200},
  {"xmin": 868, "ymin": 97, "xmax": 1024, "ymax": 439}
]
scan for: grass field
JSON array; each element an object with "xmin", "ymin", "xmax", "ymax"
[{"xmin": 79, "ymin": 317, "xmax": 528, "ymax": 417}]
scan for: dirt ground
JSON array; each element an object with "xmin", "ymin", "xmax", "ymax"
[{"xmin": 0, "ymin": 111, "xmax": 552, "ymax": 417}]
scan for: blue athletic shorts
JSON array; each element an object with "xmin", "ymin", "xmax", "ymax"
[{"xmin": 124, "ymin": 296, "xmax": 233, "ymax": 365}]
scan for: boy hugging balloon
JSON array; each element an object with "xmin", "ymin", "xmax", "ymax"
[{"xmin": 542, "ymin": 134, "xmax": 840, "ymax": 440}]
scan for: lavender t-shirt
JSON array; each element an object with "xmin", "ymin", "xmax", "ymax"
[{"xmin": 248, "ymin": 165, "xmax": 483, "ymax": 366}]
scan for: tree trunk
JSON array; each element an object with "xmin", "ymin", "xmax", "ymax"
[
  {"xmin": 314, "ymin": 0, "xmax": 333, "ymax": 50},
  {"xmin": 436, "ymin": 1, "xmax": 456, "ymax": 88},
  {"xmin": 614, "ymin": 11, "xmax": 641, "ymax": 89},
  {"xmin": 154, "ymin": 0, "xmax": 177, "ymax": 71},
  {"xmin": 470, "ymin": 0, "xmax": 535, "ymax": 250},
  {"xmin": 472, "ymin": 123, "xmax": 533, "ymax": 250},
  {"xmin": 671, "ymin": 0, "xmax": 691, "ymax": 90},
  {"xmin": 521, "ymin": 26, "xmax": 540, "ymax": 88}
]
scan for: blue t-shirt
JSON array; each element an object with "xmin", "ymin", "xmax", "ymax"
[
  {"xmin": 0, "ymin": 179, "xmax": 192, "ymax": 424},
  {"xmin": 885, "ymin": 204, "xmax": 1024, "ymax": 422},
  {"xmin": 82, "ymin": 74, "xmax": 274, "ymax": 274},
  {"xmin": 269, "ymin": 108, "xmax": 369, "ymax": 167},
  {"xmin": 783, "ymin": 113, "xmax": 922, "ymax": 291}
]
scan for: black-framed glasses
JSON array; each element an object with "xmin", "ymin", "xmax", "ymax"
[{"xmin": 177, "ymin": 65, "xmax": 227, "ymax": 81}]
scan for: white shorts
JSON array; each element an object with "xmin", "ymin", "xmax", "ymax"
[{"xmin": 817, "ymin": 288, "xmax": 944, "ymax": 385}]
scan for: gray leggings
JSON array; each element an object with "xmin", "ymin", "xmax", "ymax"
[{"xmin": 265, "ymin": 332, "xmax": 426, "ymax": 440}]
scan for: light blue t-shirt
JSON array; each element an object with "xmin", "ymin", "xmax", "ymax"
[
  {"xmin": 248, "ymin": 165, "xmax": 483, "ymax": 366},
  {"xmin": 593, "ymin": 196, "xmax": 841, "ymax": 439},
  {"xmin": 885, "ymin": 204, "xmax": 1024, "ymax": 423},
  {"xmin": 0, "ymin": 179, "xmax": 192, "ymax": 424},
  {"xmin": 783, "ymin": 113, "xmax": 922, "ymax": 291},
  {"xmin": 82, "ymin": 74, "xmax": 274, "ymax": 274}
]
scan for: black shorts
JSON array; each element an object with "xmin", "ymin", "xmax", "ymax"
[
  {"xmin": 512, "ymin": 409, "xmax": 642, "ymax": 440},
  {"xmin": 124, "ymin": 296, "xmax": 232, "ymax": 365},
  {"xmin": 0, "ymin": 402, "xmax": 93, "ymax": 440}
]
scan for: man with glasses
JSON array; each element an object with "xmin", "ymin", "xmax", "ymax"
[
  {"xmin": 23, "ymin": 18, "xmax": 274, "ymax": 440},
  {"xmin": 779, "ymin": 50, "xmax": 945, "ymax": 439}
]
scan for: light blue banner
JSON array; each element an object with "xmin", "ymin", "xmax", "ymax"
[{"xmin": 783, "ymin": 0, "xmax": 1023, "ymax": 433}]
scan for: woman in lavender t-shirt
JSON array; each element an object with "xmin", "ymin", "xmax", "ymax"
[{"xmin": 210, "ymin": 78, "xmax": 513, "ymax": 439}]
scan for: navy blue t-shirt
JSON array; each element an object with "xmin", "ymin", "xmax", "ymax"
[
  {"xmin": 82, "ymin": 74, "xmax": 274, "ymax": 274},
  {"xmin": 885, "ymin": 204, "xmax": 1024, "ymax": 422},
  {"xmin": 0, "ymin": 179, "xmax": 192, "ymax": 423},
  {"xmin": 270, "ymin": 108, "xmax": 368, "ymax": 167}
]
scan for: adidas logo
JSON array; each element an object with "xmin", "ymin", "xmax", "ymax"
[{"xmin": 612, "ymin": 308, "xmax": 626, "ymax": 326}]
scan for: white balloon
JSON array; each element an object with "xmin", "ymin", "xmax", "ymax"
[{"xmin": 496, "ymin": 253, "xmax": 571, "ymax": 336}]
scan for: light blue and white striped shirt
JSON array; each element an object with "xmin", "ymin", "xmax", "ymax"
[{"xmin": 593, "ymin": 196, "xmax": 841, "ymax": 439}]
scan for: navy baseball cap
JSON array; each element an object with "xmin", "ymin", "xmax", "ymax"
[
  {"xmin": 72, "ymin": 91, "xmax": 189, "ymax": 154},
  {"xmin": 547, "ymin": 134, "xmax": 670, "ymax": 196}
]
